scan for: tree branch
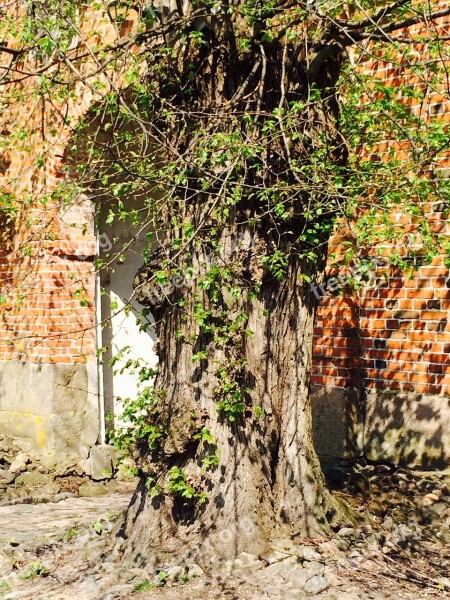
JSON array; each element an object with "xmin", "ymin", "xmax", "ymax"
[
  {"xmin": 0, "ymin": 45, "xmax": 23, "ymax": 57},
  {"xmin": 343, "ymin": 4, "xmax": 450, "ymax": 43},
  {"xmin": 334, "ymin": 0, "xmax": 411, "ymax": 30},
  {"xmin": 382, "ymin": 5, "xmax": 450, "ymax": 35},
  {"xmin": 307, "ymin": 43, "xmax": 343, "ymax": 77}
]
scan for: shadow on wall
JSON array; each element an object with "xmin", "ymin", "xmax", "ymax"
[
  {"xmin": 364, "ymin": 390, "xmax": 449, "ymax": 470},
  {"xmin": 310, "ymin": 385, "xmax": 361, "ymax": 467},
  {"xmin": 61, "ymin": 99, "xmax": 161, "ymax": 431},
  {"xmin": 311, "ymin": 386, "xmax": 449, "ymax": 470}
]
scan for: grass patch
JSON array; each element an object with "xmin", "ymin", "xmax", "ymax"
[{"xmin": 19, "ymin": 561, "xmax": 48, "ymax": 580}]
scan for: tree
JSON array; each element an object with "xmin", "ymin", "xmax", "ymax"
[{"xmin": 1, "ymin": 0, "xmax": 449, "ymax": 562}]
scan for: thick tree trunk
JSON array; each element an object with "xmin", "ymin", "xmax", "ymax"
[
  {"xmin": 116, "ymin": 9, "xmax": 346, "ymax": 564},
  {"xmin": 119, "ymin": 226, "xmax": 336, "ymax": 562}
]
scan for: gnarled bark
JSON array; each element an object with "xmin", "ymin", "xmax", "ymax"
[
  {"xmin": 119, "ymin": 226, "xmax": 340, "ymax": 561},
  {"xmin": 117, "ymin": 3, "xmax": 347, "ymax": 564}
]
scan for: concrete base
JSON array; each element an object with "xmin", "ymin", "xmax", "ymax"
[
  {"xmin": 364, "ymin": 390, "xmax": 450, "ymax": 469},
  {"xmin": 311, "ymin": 385, "xmax": 361, "ymax": 462},
  {"xmin": 0, "ymin": 359, "xmax": 100, "ymax": 470},
  {"xmin": 311, "ymin": 385, "xmax": 450, "ymax": 469},
  {"xmin": 1, "ymin": 360, "xmax": 448, "ymax": 471}
]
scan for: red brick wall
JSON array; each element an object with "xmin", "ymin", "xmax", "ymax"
[
  {"xmin": 312, "ymin": 5, "xmax": 450, "ymax": 397},
  {"xmin": 0, "ymin": 4, "xmax": 134, "ymax": 364},
  {"xmin": 312, "ymin": 254, "xmax": 450, "ymax": 395}
]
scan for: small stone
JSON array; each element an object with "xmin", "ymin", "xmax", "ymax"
[
  {"xmin": 317, "ymin": 541, "xmax": 341, "ymax": 556},
  {"xmin": 164, "ymin": 565, "xmax": 183, "ymax": 580},
  {"xmin": 271, "ymin": 538, "xmax": 296, "ymax": 552},
  {"xmin": 101, "ymin": 583, "xmax": 134, "ymax": 598},
  {"xmin": 367, "ymin": 499, "xmax": 386, "ymax": 516},
  {"xmin": 9, "ymin": 453, "xmax": 30, "ymax": 474},
  {"xmin": 337, "ymin": 527, "xmax": 359, "ymax": 538},
  {"xmin": 301, "ymin": 546, "xmax": 321, "ymax": 562},
  {"xmin": 426, "ymin": 502, "xmax": 448, "ymax": 518},
  {"xmin": 14, "ymin": 471, "xmax": 49, "ymax": 488},
  {"xmin": 291, "ymin": 568, "xmax": 313, "ymax": 588},
  {"xmin": 101, "ymin": 562, "xmax": 117, "ymax": 574},
  {"xmin": 436, "ymin": 530, "xmax": 450, "ymax": 542},
  {"xmin": 238, "ymin": 551, "xmax": 259, "ymax": 563},
  {"xmin": 188, "ymin": 563, "xmax": 204, "ymax": 578},
  {"xmin": 304, "ymin": 574, "xmax": 330, "ymax": 595},
  {"xmin": 0, "ymin": 551, "xmax": 13, "ymax": 575},
  {"xmin": 55, "ymin": 492, "xmax": 74, "ymax": 502},
  {"xmin": 74, "ymin": 534, "xmax": 91, "ymax": 548},
  {"xmin": 285, "ymin": 589, "xmax": 308, "ymax": 599},
  {"xmin": 361, "ymin": 559, "xmax": 380, "ymax": 572},
  {"xmin": 333, "ymin": 537, "xmax": 350, "ymax": 551},
  {"xmin": 83, "ymin": 445, "xmax": 115, "ymax": 481},
  {"xmin": 104, "ymin": 479, "xmax": 121, "ymax": 493},
  {"xmin": 97, "ymin": 573, "xmax": 121, "ymax": 588},
  {"xmin": 390, "ymin": 523, "xmax": 418, "ymax": 546},
  {"xmin": 421, "ymin": 492, "xmax": 441, "ymax": 506},
  {"xmin": 267, "ymin": 556, "xmax": 300, "ymax": 579},
  {"xmin": 40, "ymin": 481, "xmax": 62, "ymax": 495},
  {"xmin": 0, "ymin": 468, "xmax": 16, "ymax": 483},
  {"xmin": 435, "ymin": 577, "xmax": 450, "ymax": 589}
]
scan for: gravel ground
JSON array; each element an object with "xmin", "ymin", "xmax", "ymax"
[{"xmin": 0, "ymin": 466, "xmax": 448, "ymax": 599}]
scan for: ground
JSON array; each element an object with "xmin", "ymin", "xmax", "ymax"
[{"xmin": 0, "ymin": 464, "xmax": 449, "ymax": 599}]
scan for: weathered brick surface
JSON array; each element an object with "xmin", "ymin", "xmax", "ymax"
[
  {"xmin": 312, "ymin": 257, "xmax": 450, "ymax": 395},
  {"xmin": 0, "ymin": 4, "xmax": 137, "ymax": 364},
  {"xmin": 312, "ymin": 5, "xmax": 450, "ymax": 396}
]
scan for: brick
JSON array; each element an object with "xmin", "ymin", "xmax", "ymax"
[
  {"xmin": 385, "ymin": 299, "xmax": 398, "ymax": 309},
  {"xmin": 402, "ymin": 383, "xmax": 416, "ymax": 392},
  {"xmin": 407, "ymin": 289, "xmax": 435, "ymax": 299},
  {"xmin": 396, "ymin": 351, "xmax": 422, "ymax": 361},
  {"xmin": 412, "ymin": 299, "xmax": 430, "ymax": 310},
  {"xmin": 393, "ymin": 310, "xmax": 419, "ymax": 319},
  {"xmin": 415, "ymin": 384, "xmax": 440, "ymax": 394},
  {"xmin": 386, "ymin": 319, "xmax": 399, "ymax": 329},
  {"xmin": 389, "ymin": 330, "xmax": 407, "ymax": 339},
  {"xmin": 423, "ymin": 352, "xmax": 447, "ymax": 363},
  {"xmin": 408, "ymin": 331, "xmax": 436, "ymax": 342},
  {"xmin": 409, "ymin": 373, "xmax": 434, "ymax": 384},
  {"xmin": 421, "ymin": 311, "xmax": 448, "ymax": 320},
  {"xmin": 381, "ymin": 370, "xmax": 406, "ymax": 381},
  {"xmin": 366, "ymin": 349, "xmax": 390, "ymax": 360},
  {"xmin": 378, "ymin": 289, "xmax": 406, "ymax": 298},
  {"xmin": 387, "ymin": 340, "xmax": 402, "ymax": 349}
]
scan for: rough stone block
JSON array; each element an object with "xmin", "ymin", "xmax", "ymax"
[
  {"xmin": 83, "ymin": 445, "xmax": 115, "ymax": 480},
  {"xmin": 311, "ymin": 386, "xmax": 361, "ymax": 462},
  {"xmin": 0, "ymin": 359, "xmax": 99, "ymax": 471},
  {"xmin": 364, "ymin": 391, "xmax": 450, "ymax": 468}
]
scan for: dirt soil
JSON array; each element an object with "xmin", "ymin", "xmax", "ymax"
[{"xmin": 0, "ymin": 464, "xmax": 448, "ymax": 599}]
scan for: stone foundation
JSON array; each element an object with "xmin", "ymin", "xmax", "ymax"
[
  {"xmin": 1, "ymin": 365, "xmax": 448, "ymax": 474},
  {"xmin": 0, "ymin": 359, "xmax": 99, "ymax": 471},
  {"xmin": 311, "ymin": 385, "xmax": 450, "ymax": 469}
]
